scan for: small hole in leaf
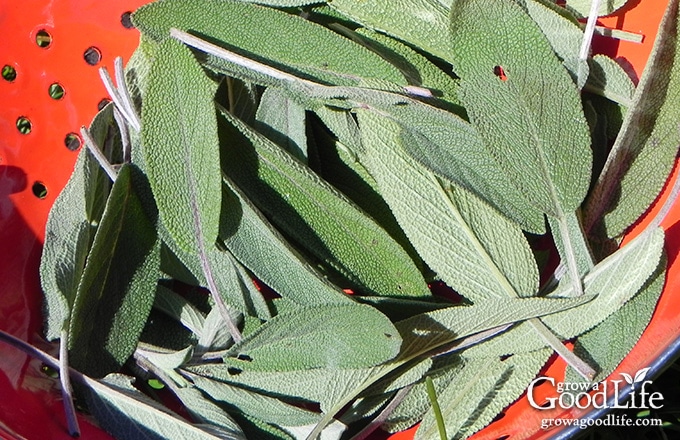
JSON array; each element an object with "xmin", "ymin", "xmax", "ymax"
[
  {"xmin": 16, "ymin": 117, "xmax": 31, "ymax": 134},
  {"xmin": 500, "ymin": 354, "xmax": 514, "ymax": 361},
  {"xmin": 36, "ymin": 30, "xmax": 52, "ymax": 48},
  {"xmin": 32, "ymin": 181, "xmax": 48, "ymax": 199},
  {"xmin": 236, "ymin": 354, "xmax": 252, "ymax": 362},
  {"xmin": 384, "ymin": 333, "xmax": 393, "ymax": 338},
  {"xmin": 65, "ymin": 133, "xmax": 82, "ymax": 151},
  {"xmin": 48, "ymin": 82, "xmax": 65, "ymax": 100},
  {"xmin": 2, "ymin": 65, "xmax": 17, "ymax": 82},
  {"xmin": 227, "ymin": 367, "xmax": 242, "ymax": 375},
  {"xmin": 97, "ymin": 98, "xmax": 111, "ymax": 111},
  {"xmin": 494, "ymin": 65, "xmax": 508, "ymax": 81},
  {"xmin": 84, "ymin": 46, "xmax": 102, "ymax": 65},
  {"xmin": 121, "ymin": 11, "xmax": 134, "ymax": 29}
]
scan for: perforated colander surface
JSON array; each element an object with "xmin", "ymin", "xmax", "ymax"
[{"xmin": 0, "ymin": 1, "xmax": 678, "ymax": 439}]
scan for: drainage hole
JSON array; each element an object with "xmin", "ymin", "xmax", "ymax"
[
  {"xmin": 36, "ymin": 29, "xmax": 52, "ymax": 48},
  {"xmin": 32, "ymin": 181, "xmax": 48, "ymax": 199},
  {"xmin": 121, "ymin": 11, "xmax": 134, "ymax": 29},
  {"xmin": 49, "ymin": 82, "xmax": 65, "ymax": 100},
  {"xmin": 2, "ymin": 65, "xmax": 17, "ymax": 82},
  {"xmin": 16, "ymin": 117, "xmax": 32, "ymax": 134},
  {"xmin": 65, "ymin": 133, "xmax": 82, "ymax": 151},
  {"xmin": 84, "ymin": 46, "xmax": 102, "ymax": 66}
]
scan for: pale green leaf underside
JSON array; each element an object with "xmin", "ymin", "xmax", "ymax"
[
  {"xmin": 464, "ymin": 228, "xmax": 665, "ymax": 357},
  {"xmin": 565, "ymin": 263, "xmax": 665, "ymax": 384},
  {"xmin": 357, "ymin": 110, "xmax": 539, "ymax": 302},
  {"xmin": 86, "ymin": 374, "xmax": 243, "ymax": 440},
  {"xmin": 255, "ymin": 87, "xmax": 308, "ymax": 161},
  {"xmin": 565, "ymin": 0, "xmax": 630, "ymax": 17},
  {"xmin": 416, "ymin": 349, "xmax": 551, "ymax": 439}
]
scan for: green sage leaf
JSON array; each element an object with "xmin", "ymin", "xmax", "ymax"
[
  {"xmin": 219, "ymin": 108, "xmax": 430, "ymax": 298},
  {"xmin": 226, "ymin": 304, "xmax": 402, "ymax": 371},
  {"xmin": 40, "ymin": 105, "xmax": 119, "ymax": 340},
  {"xmin": 85, "ymin": 374, "xmax": 245, "ymax": 440},
  {"xmin": 584, "ymin": 0, "xmax": 680, "ymax": 238},
  {"xmin": 68, "ymin": 164, "xmax": 160, "ymax": 378},
  {"xmin": 133, "ymin": 0, "xmax": 405, "ymax": 87}
]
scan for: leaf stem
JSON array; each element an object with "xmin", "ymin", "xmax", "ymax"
[
  {"xmin": 578, "ymin": 0, "xmax": 602, "ymax": 84},
  {"xmin": 0, "ymin": 330, "xmax": 87, "ymax": 436},
  {"xmin": 113, "ymin": 57, "xmax": 142, "ymax": 132},
  {"xmin": 527, "ymin": 319, "xmax": 596, "ymax": 380},
  {"xmin": 60, "ymin": 330, "xmax": 81, "ymax": 437},
  {"xmin": 80, "ymin": 127, "xmax": 118, "ymax": 181},
  {"xmin": 556, "ymin": 214, "xmax": 586, "ymax": 297},
  {"xmin": 426, "ymin": 376, "xmax": 447, "ymax": 440}
]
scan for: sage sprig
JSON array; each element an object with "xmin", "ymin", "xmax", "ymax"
[{"xmin": 35, "ymin": 0, "xmax": 677, "ymax": 439}]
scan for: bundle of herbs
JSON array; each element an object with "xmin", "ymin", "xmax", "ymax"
[{"xmin": 22, "ymin": 0, "xmax": 680, "ymax": 438}]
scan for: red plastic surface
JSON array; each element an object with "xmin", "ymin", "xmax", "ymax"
[
  {"xmin": 0, "ymin": 1, "xmax": 147, "ymax": 438},
  {"xmin": 0, "ymin": 0, "xmax": 676, "ymax": 439}
]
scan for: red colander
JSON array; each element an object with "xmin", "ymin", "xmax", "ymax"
[{"xmin": 0, "ymin": 1, "xmax": 678, "ymax": 439}]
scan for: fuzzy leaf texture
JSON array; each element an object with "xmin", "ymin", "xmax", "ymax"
[
  {"xmin": 448, "ymin": 0, "xmax": 592, "ymax": 218},
  {"xmin": 85, "ymin": 374, "xmax": 245, "ymax": 440},
  {"xmin": 40, "ymin": 106, "xmax": 119, "ymax": 340},
  {"xmin": 226, "ymin": 304, "xmax": 402, "ymax": 371},
  {"xmin": 356, "ymin": 109, "xmax": 539, "ymax": 302},
  {"xmin": 565, "ymin": 263, "xmax": 666, "ymax": 384},
  {"xmin": 416, "ymin": 349, "xmax": 552, "ymax": 439},
  {"xmin": 68, "ymin": 165, "xmax": 160, "ymax": 378},
  {"xmin": 133, "ymin": 0, "xmax": 405, "ymax": 87},
  {"xmin": 141, "ymin": 38, "xmax": 222, "ymax": 256},
  {"xmin": 219, "ymin": 108, "xmax": 430, "ymax": 298},
  {"xmin": 584, "ymin": 0, "xmax": 680, "ymax": 238},
  {"xmin": 463, "ymin": 228, "xmax": 665, "ymax": 358},
  {"xmin": 220, "ymin": 181, "xmax": 352, "ymax": 306},
  {"xmin": 189, "ymin": 295, "xmax": 593, "ymax": 415},
  {"xmin": 565, "ymin": 0, "xmax": 631, "ymax": 17}
]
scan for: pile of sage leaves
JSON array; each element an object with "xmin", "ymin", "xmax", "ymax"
[{"xmin": 34, "ymin": 0, "xmax": 680, "ymax": 438}]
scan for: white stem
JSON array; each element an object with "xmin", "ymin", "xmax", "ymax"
[
  {"xmin": 114, "ymin": 57, "xmax": 142, "ymax": 132},
  {"xmin": 81, "ymin": 127, "xmax": 118, "ymax": 181},
  {"xmin": 60, "ymin": 329, "xmax": 81, "ymax": 437}
]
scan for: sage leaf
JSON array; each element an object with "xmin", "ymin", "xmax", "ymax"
[
  {"xmin": 85, "ymin": 374, "xmax": 244, "ymax": 440},
  {"xmin": 449, "ymin": 0, "xmax": 592, "ymax": 219},
  {"xmin": 464, "ymin": 228, "xmax": 665, "ymax": 357},
  {"xmin": 255, "ymin": 87, "xmax": 308, "ymax": 162},
  {"xmin": 68, "ymin": 165, "xmax": 160, "ymax": 377},
  {"xmin": 154, "ymin": 285, "xmax": 206, "ymax": 338},
  {"xmin": 133, "ymin": 0, "xmax": 405, "ymax": 87},
  {"xmin": 565, "ymin": 0, "xmax": 631, "ymax": 17},
  {"xmin": 416, "ymin": 349, "xmax": 551, "ymax": 439},
  {"xmin": 226, "ymin": 304, "xmax": 402, "ymax": 371},
  {"xmin": 186, "ymin": 373, "xmax": 320, "ymax": 426},
  {"xmin": 356, "ymin": 110, "xmax": 539, "ymax": 302},
  {"xmin": 349, "ymin": 28, "xmax": 462, "ymax": 111},
  {"xmin": 40, "ymin": 105, "xmax": 119, "ymax": 340},
  {"xmin": 172, "ymin": 386, "xmax": 246, "ymax": 439},
  {"xmin": 219, "ymin": 108, "xmax": 430, "ymax": 298},
  {"xmin": 220, "ymin": 181, "xmax": 351, "ymax": 306},
  {"xmin": 565, "ymin": 262, "xmax": 666, "ymax": 384},
  {"xmin": 586, "ymin": 55, "xmax": 636, "ymax": 107},
  {"xmin": 329, "ymin": 0, "xmax": 451, "ymax": 62},
  {"xmin": 142, "ymin": 38, "xmax": 221, "ymax": 256},
  {"xmin": 584, "ymin": 0, "xmax": 680, "ymax": 238},
  {"xmin": 189, "ymin": 294, "xmax": 592, "ymax": 430}
]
